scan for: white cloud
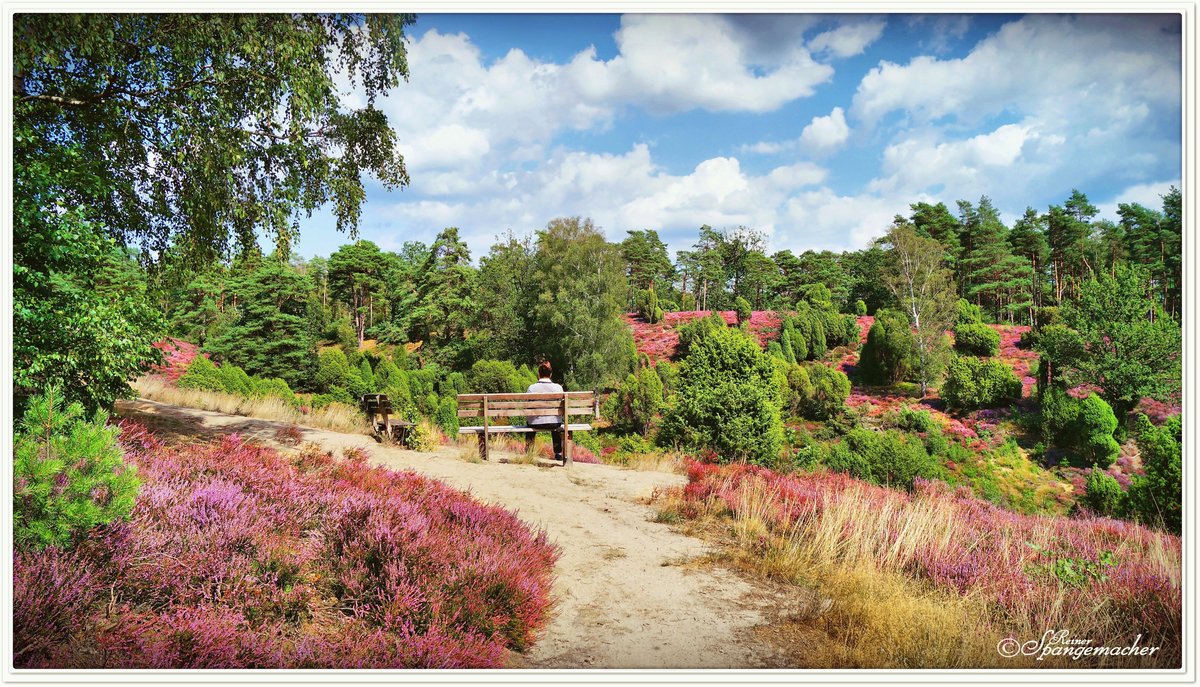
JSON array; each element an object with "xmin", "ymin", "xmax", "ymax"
[
  {"xmin": 808, "ymin": 18, "xmax": 886, "ymax": 58},
  {"xmin": 799, "ymin": 107, "xmax": 851, "ymax": 152},
  {"xmin": 852, "ymin": 14, "xmax": 1179, "ymax": 127},
  {"xmin": 564, "ymin": 14, "xmax": 833, "ymax": 114},
  {"xmin": 401, "ymin": 124, "xmax": 490, "ymax": 171},
  {"xmin": 1095, "ymin": 179, "xmax": 1180, "ymax": 221}
]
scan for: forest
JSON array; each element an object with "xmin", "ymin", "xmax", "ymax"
[{"xmin": 11, "ymin": 13, "xmax": 1183, "ymax": 670}]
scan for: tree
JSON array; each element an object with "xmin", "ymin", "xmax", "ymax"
[
  {"xmin": 620, "ymin": 229, "xmax": 674, "ymax": 294},
  {"xmin": 14, "ymin": 14, "xmax": 414, "ymax": 260},
  {"xmin": 1038, "ymin": 265, "xmax": 1181, "ymax": 419},
  {"xmin": 205, "ymin": 261, "xmax": 318, "ymax": 391},
  {"xmin": 613, "ymin": 365, "xmax": 666, "ymax": 436},
  {"xmin": 858, "ymin": 309, "xmax": 913, "ymax": 385},
  {"xmin": 329, "ymin": 240, "xmax": 390, "ymax": 345},
  {"xmin": 409, "ymin": 228, "xmax": 476, "ymax": 365},
  {"xmin": 471, "ymin": 233, "xmax": 537, "ymax": 362},
  {"xmin": 530, "ymin": 217, "xmax": 635, "ymax": 389},
  {"xmin": 909, "ymin": 201, "xmax": 962, "ymax": 272},
  {"xmin": 14, "ymin": 192, "xmax": 163, "ymax": 413},
  {"xmin": 842, "ymin": 244, "xmax": 892, "ymax": 315},
  {"xmin": 1046, "ymin": 190, "xmax": 1097, "ymax": 302},
  {"xmin": 14, "ymin": 14, "xmax": 413, "ymax": 413},
  {"xmin": 1008, "ymin": 207, "xmax": 1050, "ymax": 314},
  {"xmin": 881, "ymin": 221, "xmax": 957, "ymax": 396}
]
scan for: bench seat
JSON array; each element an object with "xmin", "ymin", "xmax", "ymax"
[{"xmin": 459, "ymin": 423, "xmax": 593, "ymax": 434}]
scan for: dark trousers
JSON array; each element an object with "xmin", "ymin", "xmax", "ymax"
[{"xmin": 527, "ymin": 422, "xmax": 567, "ymax": 460}]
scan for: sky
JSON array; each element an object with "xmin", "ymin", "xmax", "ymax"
[{"xmin": 294, "ymin": 12, "xmax": 1183, "ymax": 262}]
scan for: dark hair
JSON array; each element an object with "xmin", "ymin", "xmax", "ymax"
[{"xmin": 538, "ymin": 360, "xmax": 553, "ymax": 379}]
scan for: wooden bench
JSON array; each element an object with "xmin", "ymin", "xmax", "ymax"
[
  {"xmin": 361, "ymin": 393, "xmax": 415, "ymax": 443},
  {"xmin": 457, "ymin": 391, "xmax": 598, "ymax": 465}
]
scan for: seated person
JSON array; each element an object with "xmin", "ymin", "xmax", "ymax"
[{"xmin": 526, "ymin": 360, "xmax": 568, "ymax": 463}]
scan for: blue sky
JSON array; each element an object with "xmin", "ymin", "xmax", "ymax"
[{"xmin": 295, "ymin": 12, "xmax": 1182, "ymax": 262}]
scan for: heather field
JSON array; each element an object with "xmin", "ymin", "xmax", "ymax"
[
  {"xmin": 15, "ymin": 423, "xmax": 557, "ymax": 669},
  {"xmin": 652, "ymin": 459, "xmax": 1181, "ymax": 668}
]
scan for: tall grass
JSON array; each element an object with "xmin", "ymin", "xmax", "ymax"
[
  {"xmin": 132, "ymin": 376, "xmax": 367, "ymax": 434},
  {"xmin": 658, "ymin": 460, "xmax": 1181, "ymax": 668}
]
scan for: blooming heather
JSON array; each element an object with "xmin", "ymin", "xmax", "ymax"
[
  {"xmin": 673, "ymin": 460, "xmax": 1181, "ymax": 665},
  {"xmin": 14, "ymin": 423, "xmax": 558, "ymax": 668}
]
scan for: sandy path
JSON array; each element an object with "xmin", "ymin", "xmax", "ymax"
[{"xmin": 115, "ymin": 398, "xmax": 793, "ymax": 669}]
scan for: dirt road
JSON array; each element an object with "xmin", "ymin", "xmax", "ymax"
[{"xmin": 115, "ymin": 398, "xmax": 806, "ymax": 669}]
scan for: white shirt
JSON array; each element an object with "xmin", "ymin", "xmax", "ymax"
[{"xmin": 526, "ymin": 377, "xmax": 564, "ymax": 425}]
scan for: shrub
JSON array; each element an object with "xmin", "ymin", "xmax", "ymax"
[
  {"xmin": 801, "ymin": 363, "xmax": 850, "ymax": 420},
  {"xmin": 434, "ymin": 394, "xmax": 459, "ymax": 436},
  {"xmin": 1126, "ymin": 414, "xmax": 1181, "ymax": 533},
  {"xmin": 177, "ymin": 355, "xmax": 225, "ymax": 393},
  {"xmin": 13, "ymin": 387, "xmax": 141, "ymax": 550},
  {"xmin": 782, "ymin": 364, "xmax": 813, "ymax": 418},
  {"xmin": 955, "ymin": 298, "xmax": 983, "ymax": 325},
  {"xmin": 675, "ymin": 312, "xmax": 727, "ymax": 357},
  {"xmin": 734, "ymin": 296, "xmax": 752, "ymax": 324},
  {"xmin": 1034, "ymin": 305, "xmax": 1062, "ymax": 329},
  {"xmin": 1076, "ymin": 393, "xmax": 1120, "ymax": 468},
  {"xmin": 779, "ymin": 323, "xmax": 797, "ymax": 364},
  {"xmin": 897, "ymin": 405, "xmax": 936, "ymax": 433},
  {"xmin": 357, "ymin": 359, "xmax": 375, "ymax": 392},
  {"xmin": 315, "ymin": 348, "xmax": 353, "ymax": 394},
  {"xmin": 654, "ymin": 359, "xmax": 678, "ymax": 396},
  {"xmin": 469, "ymin": 360, "xmax": 528, "ymax": 394},
  {"xmin": 253, "ymin": 377, "xmax": 297, "ymax": 405},
  {"xmin": 658, "ymin": 324, "xmax": 784, "ymax": 465},
  {"xmin": 13, "ymin": 547, "xmax": 99, "ymax": 664},
  {"xmin": 855, "ymin": 299, "xmax": 867, "ymax": 316},
  {"xmin": 1083, "ymin": 468, "xmax": 1125, "ymax": 517},
  {"xmin": 821, "ymin": 428, "xmax": 942, "ymax": 489},
  {"xmin": 858, "ymin": 309, "xmax": 912, "ymax": 384},
  {"xmin": 404, "ymin": 421, "xmax": 439, "ymax": 451},
  {"xmin": 614, "ymin": 365, "xmax": 665, "ymax": 436},
  {"xmin": 635, "ymin": 286, "xmax": 663, "ymax": 324},
  {"xmin": 1040, "ymin": 388, "xmax": 1120, "ymax": 468},
  {"xmin": 953, "ymin": 323, "xmax": 1000, "ymax": 356},
  {"xmin": 941, "ymin": 356, "xmax": 1022, "ymax": 410}
]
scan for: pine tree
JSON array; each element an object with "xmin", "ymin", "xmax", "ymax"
[{"xmin": 1008, "ymin": 207, "xmax": 1050, "ymax": 314}]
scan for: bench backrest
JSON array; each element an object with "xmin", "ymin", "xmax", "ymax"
[
  {"xmin": 361, "ymin": 393, "xmax": 392, "ymax": 417},
  {"xmin": 456, "ymin": 391, "xmax": 597, "ymax": 420}
]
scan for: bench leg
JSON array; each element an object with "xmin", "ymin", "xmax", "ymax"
[
  {"xmin": 478, "ymin": 432, "xmax": 488, "ymax": 461},
  {"xmin": 563, "ymin": 426, "xmax": 572, "ymax": 467},
  {"xmin": 525, "ymin": 433, "xmax": 536, "ymax": 455}
]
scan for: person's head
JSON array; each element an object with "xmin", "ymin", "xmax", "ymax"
[{"xmin": 538, "ymin": 360, "xmax": 553, "ymax": 380}]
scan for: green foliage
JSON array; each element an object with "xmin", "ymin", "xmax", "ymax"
[
  {"xmin": 177, "ymin": 355, "xmax": 224, "ymax": 392},
  {"xmin": 941, "ymin": 355, "xmax": 1022, "ymax": 410},
  {"xmin": 734, "ymin": 296, "xmax": 752, "ymax": 324},
  {"xmin": 404, "ymin": 422, "xmax": 438, "ymax": 452},
  {"xmin": 614, "ymin": 365, "xmax": 665, "ymax": 436},
  {"xmin": 955, "ymin": 297, "xmax": 984, "ymax": 324},
  {"xmin": 801, "ymin": 364, "xmax": 851, "ymax": 421},
  {"xmin": 358, "ymin": 359, "xmax": 376, "ymax": 392},
  {"xmin": 216, "ymin": 364, "xmax": 255, "ymax": 397},
  {"xmin": 14, "ymin": 14, "xmax": 414, "ymax": 260},
  {"xmin": 468, "ymin": 360, "xmax": 528, "ymax": 394},
  {"xmin": 1037, "ymin": 265, "xmax": 1181, "ymax": 418},
  {"xmin": 854, "ymin": 299, "xmax": 867, "ymax": 316},
  {"xmin": 531, "ymin": 217, "xmax": 635, "ymax": 388},
  {"xmin": 782, "ymin": 364, "xmax": 813, "ymax": 418},
  {"xmin": 1024, "ymin": 542, "xmax": 1116, "ymax": 589},
  {"xmin": 819, "ymin": 428, "xmax": 942, "ymax": 490},
  {"xmin": 1083, "ymin": 468, "xmax": 1126, "ymax": 518},
  {"xmin": 882, "ymin": 222, "xmax": 957, "ymax": 396},
  {"xmin": 205, "ymin": 260, "xmax": 319, "ymax": 392},
  {"xmin": 635, "ymin": 286, "xmax": 663, "ymax": 324},
  {"xmin": 315, "ymin": 348, "xmax": 353, "ymax": 395},
  {"xmin": 659, "ymin": 325, "xmax": 784, "ymax": 465},
  {"xmin": 953, "ymin": 323, "xmax": 1000, "ymax": 356},
  {"xmin": 13, "ymin": 387, "xmax": 140, "ymax": 550},
  {"xmin": 1040, "ymin": 388, "xmax": 1120, "ymax": 468},
  {"xmin": 676, "ymin": 312, "xmax": 728, "ymax": 358},
  {"xmin": 409, "ymin": 228, "xmax": 477, "ymax": 367},
  {"xmin": 896, "ymin": 405, "xmax": 936, "ymax": 433},
  {"xmin": 13, "ymin": 202, "xmax": 163, "ymax": 414},
  {"xmin": 1126, "ymin": 414, "xmax": 1181, "ymax": 533},
  {"xmin": 858, "ymin": 309, "xmax": 912, "ymax": 385},
  {"xmin": 1076, "ymin": 394, "xmax": 1120, "ymax": 468},
  {"xmin": 329, "ymin": 241, "xmax": 392, "ymax": 346}
]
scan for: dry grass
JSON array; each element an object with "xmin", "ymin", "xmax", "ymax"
[
  {"xmin": 655, "ymin": 477, "xmax": 1175, "ymax": 669},
  {"xmin": 132, "ymin": 376, "xmax": 368, "ymax": 434}
]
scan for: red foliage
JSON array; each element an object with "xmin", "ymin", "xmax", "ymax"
[
  {"xmin": 14, "ymin": 424, "xmax": 558, "ymax": 668},
  {"xmin": 627, "ymin": 310, "xmax": 782, "ymax": 363},
  {"xmin": 149, "ymin": 338, "xmax": 207, "ymax": 382}
]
